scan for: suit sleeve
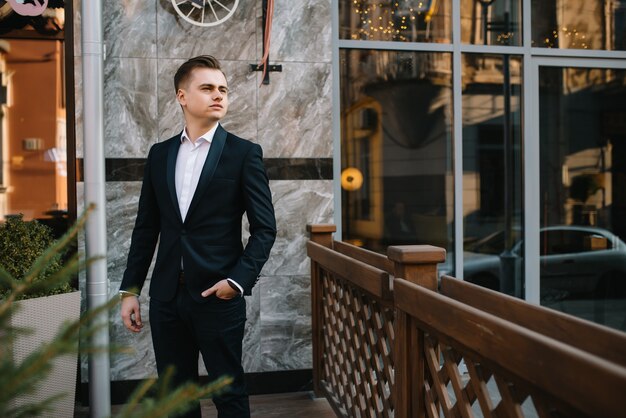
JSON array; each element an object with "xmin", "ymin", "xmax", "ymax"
[
  {"xmin": 120, "ymin": 146, "xmax": 161, "ymax": 294},
  {"xmin": 228, "ymin": 144, "xmax": 277, "ymax": 295}
]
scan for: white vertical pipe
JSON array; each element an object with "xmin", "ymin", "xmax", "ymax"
[{"xmin": 81, "ymin": 0, "xmax": 111, "ymax": 416}]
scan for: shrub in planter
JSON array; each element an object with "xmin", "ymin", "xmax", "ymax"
[
  {"xmin": 0, "ymin": 214, "xmax": 74, "ymax": 300},
  {"xmin": 0, "ymin": 214, "xmax": 80, "ymax": 417}
]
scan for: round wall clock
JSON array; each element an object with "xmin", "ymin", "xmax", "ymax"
[{"xmin": 171, "ymin": 0, "xmax": 238, "ymax": 27}]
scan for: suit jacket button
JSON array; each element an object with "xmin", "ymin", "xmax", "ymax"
[{"xmin": 181, "ymin": 229, "xmax": 186, "ymax": 235}]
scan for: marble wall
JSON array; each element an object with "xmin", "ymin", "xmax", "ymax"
[{"xmin": 74, "ymin": 0, "xmax": 333, "ymax": 382}]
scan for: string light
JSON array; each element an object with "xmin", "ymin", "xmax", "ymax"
[
  {"xmin": 539, "ymin": 26, "xmax": 589, "ymax": 49},
  {"xmin": 350, "ymin": 0, "xmax": 435, "ymax": 41},
  {"xmin": 496, "ymin": 32, "xmax": 514, "ymax": 44}
]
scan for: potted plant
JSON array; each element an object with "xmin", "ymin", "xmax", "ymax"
[{"xmin": 0, "ymin": 213, "xmax": 81, "ymax": 417}]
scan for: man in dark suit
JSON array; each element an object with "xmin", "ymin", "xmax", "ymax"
[{"xmin": 119, "ymin": 55, "xmax": 276, "ymax": 418}]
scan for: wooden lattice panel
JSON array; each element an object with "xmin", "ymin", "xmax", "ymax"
[
  {"xmin": 320, "ymin": 269, "xmax": 395, "ymax": 418},
  {"xmin": 308, "ymin": 236, "xmax": 626, "ymax": 418},
  {"xmin": 418, "ymin": 329, "xmax": 585, "ymax": 418}
]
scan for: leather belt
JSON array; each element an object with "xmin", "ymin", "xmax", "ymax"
[{"xmin": 178, "ymin": 271, "xmax": 185, "ymax": 284}]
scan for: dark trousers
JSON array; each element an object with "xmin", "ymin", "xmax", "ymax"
[{"xmin": 149, "ymin": 283, "xmax": 249, "ymax": 418}]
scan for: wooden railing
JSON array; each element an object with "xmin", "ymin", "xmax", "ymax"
[{"xmin": 307, "ymin": 224, "xmax": 626, "ymax": 418}]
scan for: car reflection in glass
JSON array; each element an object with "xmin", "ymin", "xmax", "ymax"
[{"xmin": 440, "ymin": 226, "xmax": 626, "ymax": 302}]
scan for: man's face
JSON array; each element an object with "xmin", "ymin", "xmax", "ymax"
[{"xmin": 177, "ymin": 67, "xmax": 229, "ymax": 124}]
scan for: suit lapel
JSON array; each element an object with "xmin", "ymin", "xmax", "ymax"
[
  {"xmin": 184, "ymin": 125, "xmax": 227, "ymax": 222},
  {"xmin": 166, "ymin": 135, "xmax": 183, "ymax": 223}
]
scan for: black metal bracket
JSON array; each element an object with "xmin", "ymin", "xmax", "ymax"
[
  {"xmin": 249, "ymin": 63, "xmax": 282, "ymax": 85},
  {"xmin": 250, "ymin": 0, "xmax": 281, "ymax": 84}
]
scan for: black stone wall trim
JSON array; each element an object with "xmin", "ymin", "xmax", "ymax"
[
  {"xmin": 77, "ymin": 158, "xmax": 333, "ymax": 181},
  {"xmin": 265, "ymin": 158, "xmax": 333, "ymax": 180},
  {"xmin": 78, "ymin": 369, "xmax": 313, "ymax": 406}
]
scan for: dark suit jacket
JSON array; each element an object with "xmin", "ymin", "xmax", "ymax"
[{"xmin": 120, "ymin": 125, "xmax": 276, "ymax": 302}]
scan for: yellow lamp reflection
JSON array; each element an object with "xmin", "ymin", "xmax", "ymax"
[{"xmin": 341, "ymin": 167, "xmax": 363, "ymax": 191}]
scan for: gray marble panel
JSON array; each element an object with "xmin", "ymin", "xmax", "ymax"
[
  {"xmin": 78, "ymin": 182, "xmax": 156, "ymax": 381},
  {"xmin": 257, "ymin": 62, "xmax": 332, "ymax": 158},
  {"xmin": 80, "ymin": 276, "xmax": 155, "ymax": 382},
  {"xmin": 108, "ymin": 279, "xmax": 156, "ymax": 381},
  {"xmin": 242, "ymin": 287, "xmax": 262, "ymax": 373},
  {"xmin": 155, "ymin": 58, "xmax": 184, "ymax": 141},
  {"xmin": 106, "ymin": 182, "xmax": 155, "ymax": 380},
  {"xmin": 261, "ymin": 180, "xmax": 333, "ymax": 277},
  {"xmin": 77, "ymin": 181, "xmax": 141, "ymax": 280},
  {"xmin": 104, "ymin": 0, "xmax": 157, "ymax": 58},
  {"xmin": 73, "ymin": 0, "xmax": 81, "ymax": 57},
  {"xmin": 157, "ymin": 59, "xmax": 257, "ymax": 142},
  {"xmin": 269, "ymin": 0, "xmax": 331, "ymax": 63},
  {"xmin": 156, "ymin": 0, "xmax": 256, "ymax": 61},
  {"xmin": 75, "ymin": 183, "xmax": 83, "ymax": 214},
  {"xmin": 255, "ymin": 0, "xmax": 263, "ymax": 61},
  {"xmin": 105, "ymin": 182, "xmax": 143, "ymax": 280},
  {"xmin": 104, "ymin": 58, "xmax": 159, "ymax": 158},
  {"xmin": 258, "ymin": 275, "xmax": 312, "ymax": 371}
]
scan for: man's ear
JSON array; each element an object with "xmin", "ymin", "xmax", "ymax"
[{"xmin": 176, "ymin": 89, "xmax": 185, "ymax": 105}]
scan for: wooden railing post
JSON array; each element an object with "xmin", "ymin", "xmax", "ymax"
[
  {"xmin": 307, "ymin": 224, "xmax": 336, "ymax": 398},
  {"xmin": 388, "ymin": 245, "xmax": 446, "ymax": 418},
  {"xmin": 307, "ymin": 224, "xmax": 336, "ymax": 249},
  {"xmin": 387, "ymin": 245, "xmax": 446, "ymax": 291}
]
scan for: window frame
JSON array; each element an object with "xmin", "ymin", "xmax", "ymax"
[
  {"xmin": 332, "ymin": 0, "xmax": 626, "ymax": 303},
  {"xmin": 0, "ymin": 1, "xmax": 77, "ymax": 223}
]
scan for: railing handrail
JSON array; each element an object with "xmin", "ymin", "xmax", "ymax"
[
  {"xmin": 307, "ymin": 241, "xmax": 392, "ymax": 300},
  {"xmin": 395, "ymin": 278, "xmax": 626, "ymax": 418},
  {"xmin": 333, "ymin": 240, "xmax": 394, "ymax": 274},
  {"xmin": 440, "ymin": 275, "xmax": 626, "ymax": 367}
]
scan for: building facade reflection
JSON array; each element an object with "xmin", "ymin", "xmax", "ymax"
[{"xmin": 338, "ymin": 0, "xmax": 626, "ymax": 332}]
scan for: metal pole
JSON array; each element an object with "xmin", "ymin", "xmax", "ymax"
[{"xmin": 81, "ymin": 0, "xmax": 111, "ymax": 416}]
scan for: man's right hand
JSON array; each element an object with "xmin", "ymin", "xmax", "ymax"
[{"xmin": 121, "ymin": 295, "xmax": 143, "ymax": 332}]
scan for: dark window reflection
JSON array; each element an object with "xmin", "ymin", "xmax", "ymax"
[
  {"xmin": 532, "ymin": 0, "xmax": 626, "ymax": 50},
  {"xmin": 339, "ymin": 0, "xmax": 452, "ymax": 43},
  {"xmin": 540, "ymin": 66, "xmax": 626, "ymax": 332},
  {"xmin": 461, "ymin": 54, "xmax": 524, "ymax": 296},
  {"xmin": 461, "ymin": 0, "xmax": 522, "ymax": 46},
  {"xmin": 0, "ymin": 2, "xmax": 65, "ymax": 37},
  {"xmin": 340, "ymin": 49, "xmax": 453, "ymax": 256}
]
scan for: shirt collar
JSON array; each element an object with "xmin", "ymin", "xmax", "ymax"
[{"xmin": 180, "ymin": 123, "xmax": 219, "ymax": 145}]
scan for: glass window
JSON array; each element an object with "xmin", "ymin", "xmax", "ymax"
[
  {"xmin": 337, "ymin": 0, "xmax": 626, "ymax": 335},
  {"xmin": 532, "ymin": 0, "xmax": 626, "ymax": 50},
  {"xmin": 461, "ymin": 0, "xmax": 522, "ymax": 46},
  {"xmin": 539, "ymin": 66, "xmax": 626, "ymax": 332},
  {"xmin": 1, "ymin": 4, "xmax": 70, "ymax": 238},
  {"xmin": 462, "ymin": 53, "xmax": 523, "ymax": 295},
  {"xmin": 340, "ymin": 49, "xmax": 454, "ymax": 257},
  {"xmin": 339, "ymin": 0, "xmax": 452, "ymax": 43}
]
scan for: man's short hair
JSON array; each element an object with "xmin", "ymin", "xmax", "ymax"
[{"xmin": 174, "ymin": 55, "xmax": 225, "ymax": 92}]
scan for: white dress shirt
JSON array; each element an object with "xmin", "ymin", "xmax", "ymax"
[
  {"xmin": 176, "ymin": 124, "xmax": 243, "ymax": 295},
  {"xmin": 176, "ymin": 127, "xmax": 215, "ymax": 221}
]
